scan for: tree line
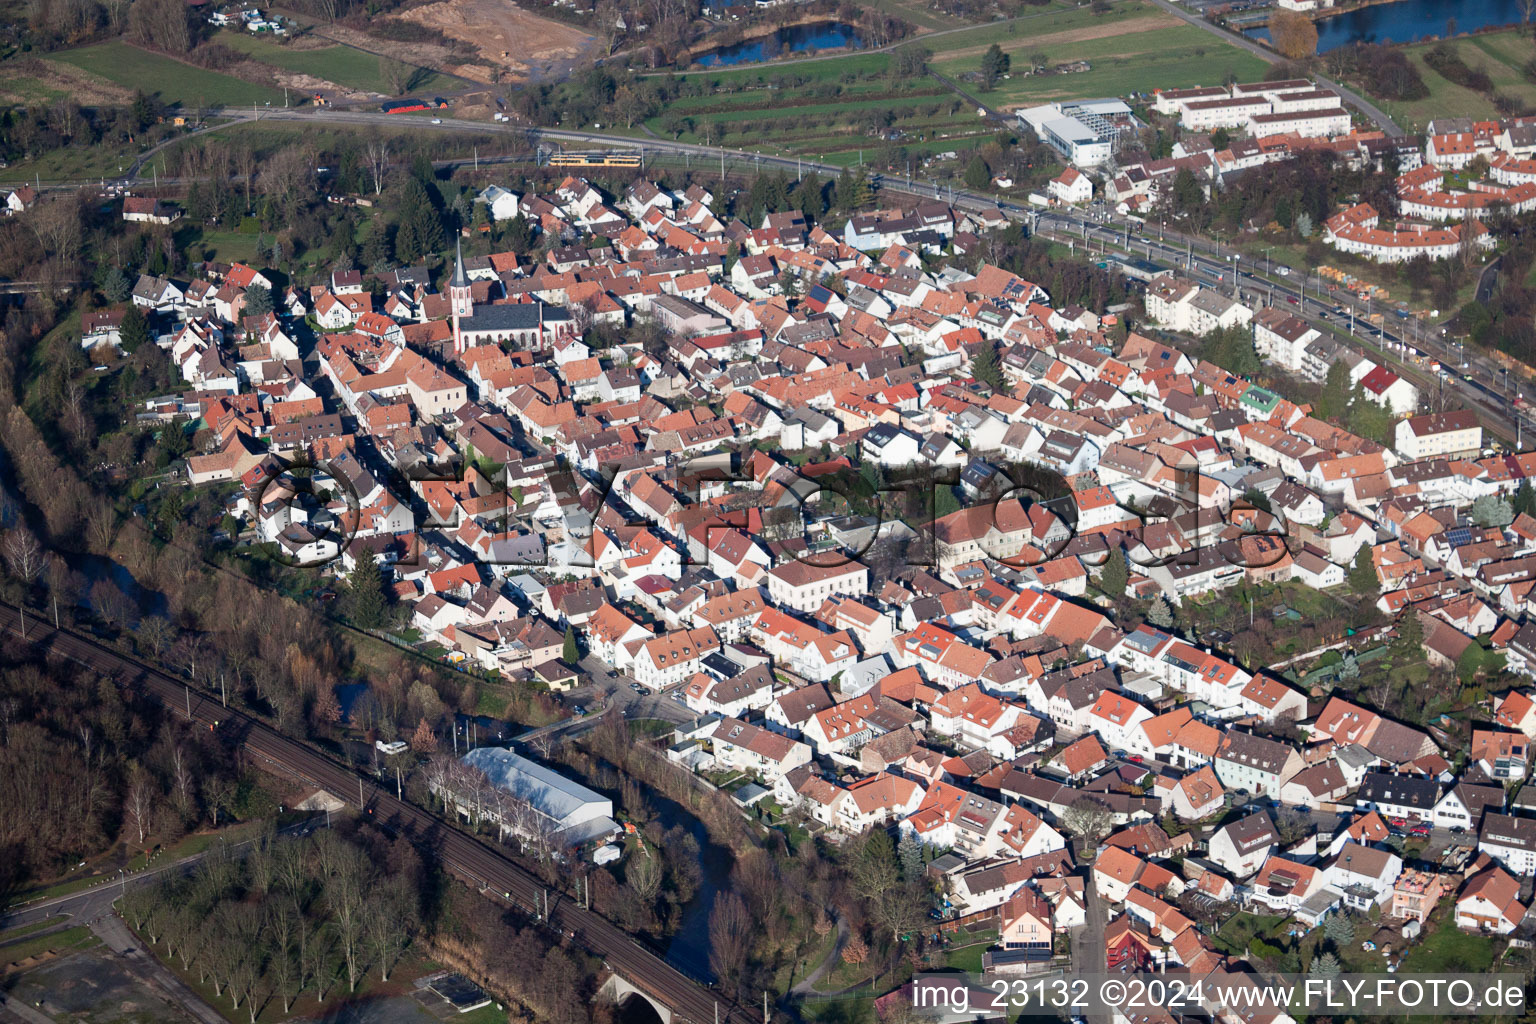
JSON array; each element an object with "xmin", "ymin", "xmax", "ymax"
[
  {"xmin": 120, "ymin": 824, "xmax": 424, "ymax": 1022},
  {"xmin": 0, "ymin": 594, "xmax": 253, "ymax": 898}
]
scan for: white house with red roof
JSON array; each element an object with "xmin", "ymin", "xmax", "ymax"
[
  {"xmin": 1048, "ymin": 167, "xmax": 1092, "ymax": 205},
  {"xmin": 1357, "ymin": 364, "xmax": 1420, "ymax": 416}
]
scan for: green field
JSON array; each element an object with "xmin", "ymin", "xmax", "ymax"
[
  {"xmin": 1374, "ymin": 30, "xmax": 1536, "ymax": 132},
  {"xmin": 0, "ymin": 138, "xmax": 141, "ymax": 184},
  {"xmin": 48, "ymin": 40, "xmax": 285, "ymax": 108},
  {"xmin": 652, "ymin": 51, "xmax": 997, "ymax": 162},
  {"xmin": 214, "ymin": 30, "xmax": 446, "ymax": 95},
  {"xmin": 931, "ymin": 9, "xmax": 1270, "ymax": 108},
  {"xmin": 918, "ymin": 0, "xmax": 1157, "ymax": 56}
]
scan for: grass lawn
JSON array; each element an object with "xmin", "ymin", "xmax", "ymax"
[
  {"xmin": 179, "ymin": 228, "xmax": 265, "ymax": 266},
  {"xmin": 0, "ymin": 926, "xmax": 101, "ymax": 966},
  {"xmin": 1400, "ymin": 925, "xmax": 1498, "ymax": 973},
  {"xmin": 654, "ymin": 49, "xmax": 1005, "ymax": 162},
  {"xmin": 0, "ymin": 138, "xmax": 144, "ymax": 184},
  {"xmin": 1372, "ymin": 29, "xmax": 1536, "ymax": 131},
  {"xmin": 0, "ymin": 919, "xmax": 62, "ymax": 944},
  {"xmin": 48, "ymin": 41, "xmax": 285, "ymax": 108},
  {"xmin": 475, "ymin": 683, "xmax": 514, "ymax": 718},
  {"xmin": 1212, "ymin": 912, "xmax": 1288, "ymax": 957},
  {"xmin": 921, "ymin": 0, "xmax": 1161, "ymax": 56},
  {"xmin": 933, "ymin": 19, "xmax": 1270, "ymax": 108},
  {"xmin": 214, "ymin": 31, "xmax": 446, "ymax": 95},
  {"xmin": 941, "ymin": 931, "xmax": 998, "ymax": 973}
]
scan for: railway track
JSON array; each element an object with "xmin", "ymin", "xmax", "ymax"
[{"xmin": 0, "ymin": 602, "xmax": 751, "ymax": 1024}]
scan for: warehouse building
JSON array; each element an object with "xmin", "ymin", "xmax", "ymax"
[{"xmin": 457, "ymin": 747, "xmax": 619, "ymax": 846}]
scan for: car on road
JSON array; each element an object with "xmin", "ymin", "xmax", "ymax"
[
  {"xmin": 1275, "ymin": 267, "xmax": 1288, "ymax": 276},
  {"xmin": 634, "ymin": 686, "xmax": 651, "ymax": 696},
  {"xmin": 629, "ymin": 682, "xmax": 642, "ymax": 692},
  {"xmin": 431, "ymin": 118, "xmax": 442, "ymax": 124}
]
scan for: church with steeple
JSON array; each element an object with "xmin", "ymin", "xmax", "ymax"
[
  {"xmin": 446, "ymin": 235, "xmax": 574, "ymax": 356},
  {"xmin": 450, "ymin": 236, "xmax": 474, "ymax": 355}
]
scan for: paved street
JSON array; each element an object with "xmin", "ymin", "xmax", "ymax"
[{"xmin": 1078, "ymin": 862, "xmax": 1109, "ymax": 1024}]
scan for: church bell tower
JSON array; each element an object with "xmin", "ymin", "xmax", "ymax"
[{"xmin": 450, "ymin": 236, "xmax": 473, "ymax": 354}]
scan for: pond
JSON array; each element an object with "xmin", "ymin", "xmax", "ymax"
[
  {"xmin": 1246, "ymin": 0, "xmax": 1528, "ymax": 52},
  {"xmin": 694, "ymin": 21, "xmax": 864, "ymax": 67}
]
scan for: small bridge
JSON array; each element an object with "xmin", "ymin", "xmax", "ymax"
[{"xmin": 598, "ymin": 972, "xmax": 674, "ymax": 1024}]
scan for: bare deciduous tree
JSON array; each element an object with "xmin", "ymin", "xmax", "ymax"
[
  {"xmin": 379, "ymin": 56, "xmax": 411, "ymax": 96},
  {"xmin": 26, "ymin": 196, "xmax": 83, "ymax": 265},
  {"xmin": 707, "ymin": 891, "xmax": 752, "ymax": 985},
  {"xmin": 325, "ymin": 850, "xmax": 371, "ymax": 992},
  {"xmin": 363, "ymin": 138, "xmax": 391, "ymax": 196},
  {"xmin": 626, "ymin": 848, "xmax": 663, "ymax": 902},
  {"xmin": 124, "ymin": 767, "xmax": 155, "ymax": 850},
  {"xmin": 2, "ymin": 527, "xmax": 45, "ymax": 586}
]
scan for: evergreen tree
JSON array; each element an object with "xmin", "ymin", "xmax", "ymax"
[
  {"xmin": 834, "ymin": 166, "xmax": 855, "ymax": 211},
  {"xmin": 563, "ymin": 624, "xmax": 579, "ymax": 663},
  {"xmin": 1472, "ymin": 494, "xmax": 1515, "ymax": 527},
  {"xmin": 897, "ymin": 831, "xmax": 923, "ymax": 881},
  {"xmin": 244, "ymin": 283, "xmax": 274, "ymax": 318},
  {"xmin": 1310, "ymin": 951, "xmax": 1342, "ymax": 978},
  {"xmin": 971, "ymin": 341, "xmax": 1008, "ymax": 393},
  {"xmin": 119, "ymin": 304, "xmax": 150, "ymax": 353},
  {"xmin": 1147, "ymin": 595, "xmax": 1175, "ymax": 628},
  {"xmin": 102, "ymin": 265, "xmax": 131, "ymax": 304},
  {"xmin": 1100, "ymin": 548, "xmax": 1129, "ymax": 599},
  {"xmin": 346, "ymin": 548, "xmax": 387, "ymax": 629},
  {"xmin": 394, "ymin": 177, "xmax": 444, "ymax": 263},
  {"xmin": 1324, "ymin": 911, "xmax": 1355, "ymax": 946},
  {"xmin": 1318, "ymin": 359, "xmax": 1352, "ymax": 423},
  {"xmin": 1515, "ymin": 480, "xmax": 1536, "ymax": 519},
  {"xmin": 794, "ymin": 172, "xmax": 825, "ymax": 221},
  {"xmin": 361, "ymin": 224, "xmax": 391, "ymax": 272},
  {"xmin": 1348, "ymin": 545, "xmax": 1379, "ymax": 598},
  {"xmin": 980, "ymin": 43, "xmax": 1010, "ymax": 90},
  {"xmin": 964, "ymin": 154, "xmax": 991, "ymax": 190},
  {"xmin": 504, "ymin": 213, "xmax": 533, "ymax": 254},
  {"xmin": 1394, "ymin": 610, "xmax": 1423, "ymax": 661}
]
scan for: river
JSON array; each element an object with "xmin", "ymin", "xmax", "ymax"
[
  {"xmin": 1246, "ymin": 0, "xmax": 1529, "ymax": 51},
  {"xmin": 693, "ymin": 21, "xmax": 864, "ymax": 67}
]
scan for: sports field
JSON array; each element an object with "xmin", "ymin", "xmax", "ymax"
[{"xmin": 47, "ymin": 41, "xmax": 285, "ymax": 108}]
